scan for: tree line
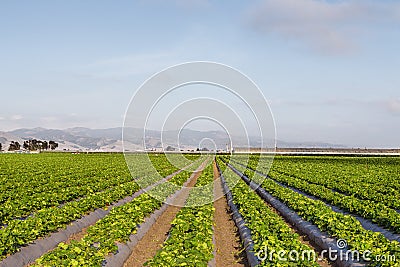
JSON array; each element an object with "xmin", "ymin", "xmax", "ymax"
[{"xmin": 0, "ymin": 139, "xmax": 59, "ymax": 152}]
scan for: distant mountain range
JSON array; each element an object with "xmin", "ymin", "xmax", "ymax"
[{"xmin": 0, "ymin": 127, "xmax": 346, "ymax": 152}]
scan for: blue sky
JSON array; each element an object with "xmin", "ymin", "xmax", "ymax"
[{"xmin": 0, "ymin": 0, "xmax": 399, "ymax": 147}]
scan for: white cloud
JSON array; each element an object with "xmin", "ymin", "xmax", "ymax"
[{"xmin": 246, "ymin": 0, "xmax": 400, "ymax": 54}]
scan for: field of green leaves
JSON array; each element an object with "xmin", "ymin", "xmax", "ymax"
[
  {"xmin": 225, "ymin": 154, "xmax": 400, "ymax": 266},
  {"xmin": 0, "ymin": 152, "xmax": 399, "ymax": 266}
]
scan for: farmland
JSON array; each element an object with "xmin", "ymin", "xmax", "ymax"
[{"xmin": 0, "ymin": 153, "xmax": 399, "ymax": 266}]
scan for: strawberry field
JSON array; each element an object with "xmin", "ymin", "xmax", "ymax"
[{"xmin": 0, "ymin": 153, "xmax": 399, "ymax": 266}]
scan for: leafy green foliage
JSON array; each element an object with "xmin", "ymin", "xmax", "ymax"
[
  {"xmin": 32, "ymin": 159, "xmax": 207, "ymax": 267},
  {"xmin": 0, "ymin": 153, "xmax": 134, "ymax": 225},
  {"xmin": 217, "ymin": 158, "xmax": 319, "ymax": 266},
  {"xmin": 146, "ymin": 164, "xmax": 215, "ymax": 267},
  {"xmin": 270, "ymin": 156, "xmax": 400, "ymax": 208},
  {"xmin": 226, "ymin": 156, "xmax": 400, "ymax": 266},
  {"xmin": 0, "ymin": 180, "xmax": 140, "ymax": 259},
  {"xmin": 0, "ymin": 153, "xmax": 188, "ymax": 260},
  {"xmin": 242, "ymin": 155, "xmax": 400, "ymax": 234}
]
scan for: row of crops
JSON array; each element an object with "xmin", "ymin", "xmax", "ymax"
[
  {"xmin": 216, "ymin": 158, "xmax": 320, "ymax": 266},
  {"xmin": 0, "ymin": 153, "xmax": 184, "ymax": 225},
  {"xmin": 223, "ymin": 154, "xmax": 400, "ymax": 266},
  {"xmin": 33, "ymin": 165, "xmax": 199, "ymax": 266},
  {"xmin": 230, "ymin": 156, "xmax": 400, "ymax": 234},
  {"xmin": 146, "ymin": 164, "xmax": 215, "ymax": 266},
  {"xmin": 236, "ymin": 155, "xmax": 400, "ymax": 232},
  {"xmin": 1, "ymin": 152, "xmax": 399, "ymax": 266},
  {"xmin": 0, "ymin": 153, "xmax": 201, "ymax": 262},
  {"xmin": 260, "ymin": 156, "xmax": 400, "ymax": 210}
]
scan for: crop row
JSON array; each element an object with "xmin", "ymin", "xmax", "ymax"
[
  {"xmin": 0, "ymin": 154, "xmax": 128, "ymax": 203},
  {"xmin": 0, "ymin": 170, "xmax": 133, "ymax": 225},
  {"xmin": 146, "ymin": 164, "xmax": 215, "ymax": 267},
  {"xmin": 217, "ymin": 158, "xmax": 319, "ymax": 266},
  {"xmin": 223, "ymin": 158, "xmax": 400, "ymax": 266},
  {"xmin": 0, "ymin": 153, "xmax": 179, "ymax": 225},
  {"xmin": 237, "ymin": 155, "xmax": 400, "ymax": 234},
  {"xmin": 32, "ymin": 163, "xmax": 205, "ymax": 266},
  {"xmin": 278, "ymin": 156, "xmax": 400, "ymax": 190},
  {"xmin": 269, "ymin": 169, "xmax": 400, "ymax": 234},
  {"xmin": 0, "ymin": 154, "xmax": 188, "ymax": 260},
  {"xmin": 0, "ymin": 180, "xmax": 140, "ymax": 260},
  {"xmin": 245, "ymin": 155, "xmax": 400, "ymax": 206}
]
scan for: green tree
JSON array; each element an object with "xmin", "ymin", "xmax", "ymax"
[
  {"xmin": 8, "ymin": 141, "xmax": 21, "ymax": 151},
  {"xmin": 49, "ymin": 141, "xmax": 58, "ymax": 150}
]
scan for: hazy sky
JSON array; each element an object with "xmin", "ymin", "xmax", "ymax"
[{"xmin": 1, "ymin": 0, "xmax": 399, "ymax": 147}]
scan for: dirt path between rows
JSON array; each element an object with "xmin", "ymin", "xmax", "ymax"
[
  {"xmin": 122, "ymin": 162, "xmax": 207, "ymax": 267},
  {"xmin": 61, "ymin": 166, "xmax": 192, "ymax": 247},
  {"xmin": 213, "ymin": 161, "xmax": 248, "ymax": 267}
]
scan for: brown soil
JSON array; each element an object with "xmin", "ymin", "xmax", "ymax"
[
  {"xmin": 213, "ymin": 162, "xmax": 248, "ymax": 267},
  {"xmin": 122, "ymin": 165, "xmax": 205, "ymax": 267},
  {"xmin": 64, "ymin": 227, "xmax": 88, "ymax": 244}
]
